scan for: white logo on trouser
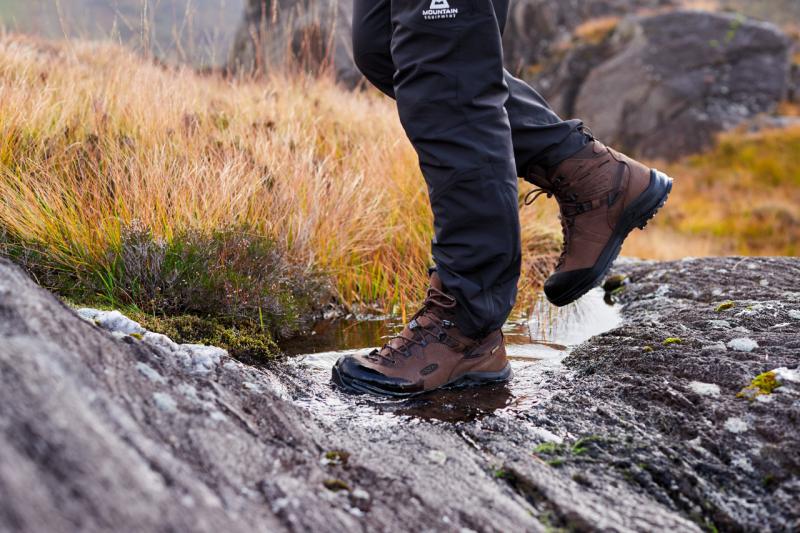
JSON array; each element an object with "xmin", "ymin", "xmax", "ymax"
[{"xmin": 422, "ymin": 0, "xmax": 458, "ymax": 20}]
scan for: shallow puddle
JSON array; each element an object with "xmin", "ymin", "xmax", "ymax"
[{"xmin": 282, "ymin": 288, "xmax": 621, "ymax": 423}]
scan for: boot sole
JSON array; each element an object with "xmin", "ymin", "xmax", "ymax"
[
  {"xmin": 332, "ymin": 360, "xmax": 513, "ymax": 399},
  {"xmin": 548, "ymin": 169, "xmax": 673, "ymax": 307}
]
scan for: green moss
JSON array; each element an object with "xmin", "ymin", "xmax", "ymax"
[
  {"xmin": 135, "ymin": 314, "xmax": 280, "ymax": 361},
  {"xmin": 129, "ymin": 332, "xmax": 143, "ymax": 340},
  {"xmin": 533, "ymin": 442, "xmax": 566, "ymax": 455},
  {"xmin": 602, "ymin": 274, "xmax": 628, "ymax": 293},
  {"xmin": 323, "ymin": 478, "xmax": 350, "ymax": 492},
  {"xmin": 663, "ymin": 337, "xmax": 683, "ymax": 346},
  {"xmin": 643, "ymin": 345, "xmax": 654, "ymax": 353},
  {"xmin": 715, "ymin": 301, "xmax": 735, "ymax": 312},
  {"xmin": 704, "ymin": 519, "xmax": 720, "ymax": 533},
  {"xmin": 538, "ymin": 511, "xmax": 568, "ymax": 533},
  {"xmin": 324, "ymin": 450, "xmax": 350, "ymax": 466},
  {"xmin": 546, "ymin": 459, "xmax": 565, "ymax": 468},
  {"xmin": 737, "ymin": 370, "xmax": 781, "ymax": 400},
  {"xmin": 572, "ymin": 435, "xmax": 605, "ymax": 455},
  {"xmin": 492, "ymin": 467, "xmax": 513, "ymax": 479}
]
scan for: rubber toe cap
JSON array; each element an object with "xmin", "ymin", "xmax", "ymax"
[
  {"xmin": 333, "ymin": 355, "xmax": 418, "ymax": 395},
  {"xmin": 544, "ymin": 268, "xmax": 593, "ymax": 307}
]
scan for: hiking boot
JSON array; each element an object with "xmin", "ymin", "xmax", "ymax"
[
  {"xmin": 526, "ymin": 139, "xmax": 672, "ymax": 307},
  {"xmin": 332, "ymin": 273, "xmax": 512, "ymax": 397}
]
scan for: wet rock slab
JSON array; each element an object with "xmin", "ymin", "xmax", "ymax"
[{"xmin": 0, "ymin": 257, "xmax": 798, "ymax": 532}]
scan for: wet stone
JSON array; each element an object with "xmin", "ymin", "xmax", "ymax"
[{"xmin": 1, "ymin": 257, "xmax": 799, "ymax": 531}]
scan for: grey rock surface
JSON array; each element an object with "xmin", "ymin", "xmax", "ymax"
[
  {"xmin": 502, "ymin": 0, "xmax": 677, "ymax": 73},
  {"xmin": 1, "ymin": 256, "xmax": 798, "ymax": 532},
  {"xmin": 572, "ymin": 11, "xmax": 791, "ymax": 159}
]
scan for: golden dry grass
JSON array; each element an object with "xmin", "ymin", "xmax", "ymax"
[
  {"xmin": 573, "ymin": 16, "xmax": 621, "ymax": 45},
  {"xmin": 1, "ymin": 34, "xmax": 795, "ymax": 325},
  {"xmin": 624, "ymin": 126, "xmax": 800, "ymax": 258},
  {"xmin": 0, "ymin": 35, "xmax": 559, "ymax": 317}
]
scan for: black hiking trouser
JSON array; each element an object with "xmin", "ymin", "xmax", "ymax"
[{"xmin": 353, "ymin": 0, "xmax": 588, "ymax": 337}]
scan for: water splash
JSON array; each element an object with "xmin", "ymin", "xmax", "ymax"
[{"xmin": 281, "ymin": 288, "xmax": 621, "ymax": 423}]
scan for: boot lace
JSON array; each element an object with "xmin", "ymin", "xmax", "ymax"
[
  {"xmin": 365, "ymin": 287, "xmax": 458, "ymax": 364},
  {"xmin": 524, "ymin": 176, "xmax": 576, "ymax": 269}
]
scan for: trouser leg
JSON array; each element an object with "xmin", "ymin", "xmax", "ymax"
[
  {"xmin": 352, "ymin": 0, "xmax": 589, "ymax": 173},
  {"xmin": 388, "ymin": 0, "xmax": 520, "ymax": 338}
]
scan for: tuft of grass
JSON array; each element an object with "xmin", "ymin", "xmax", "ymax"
[
  {"xmin": 571, "ymin": 435, "xmax": 605, "ymax": 455},
  {"xmin": 0, "ymin": 35, "xmax": 559, "ymax": 327},
  {"xmin": 533, "ymin": 442, "xmax": 566, "ymax": 455}
]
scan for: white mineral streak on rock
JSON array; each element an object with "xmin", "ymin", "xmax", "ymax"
[
  {"xmin": 727, "ymin": 338, "xmax": 759, "ymax": 352},
  {"xmin": 724, "ymin": 417, "xmax": 749, "ymax": 434},
  {"xmin": 689, "ymin": 381, "xmax": 721, "ymax": 397},
  {"xmin": 136, "ymin": 362, "xmax": 166, "ymax": 384},
  {"xmin": 153, "ymin": 392, "xmax": 178, "ymax": 413},
  {"xmin": 80, "ymin": 308, "xmax": 226, "ymax": 375},
  {"xmin": 86, "ymin": 310, "xmax": 147, "ymax": 335}
]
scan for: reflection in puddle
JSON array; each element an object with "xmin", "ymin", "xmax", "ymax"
[{"xmin": 282, "ymin": 288, "xmax": 621, "ymax": 424}]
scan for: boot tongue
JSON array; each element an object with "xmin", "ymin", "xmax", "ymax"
[
  {"xmin": 430, "ymin": 271, "xmax": 444, "ymax": 292},
  {"xmin": 529, "ymin": 141, "xmax": 600, "ymax": 187},
  {"xmin": 426, "ymin": 272, "xmax": 456, "ymax": 320},
  {"xmin": 379, "ymin": 272, "xmax": 455, "ymax": 354}
]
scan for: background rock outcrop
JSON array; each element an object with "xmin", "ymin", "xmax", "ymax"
[
  {"xmin": 501, "ymin": 0, "xmax": 678, "ymax": 74},
  {"xmin": 568, "ymin": 11, "xmax": 791, "ymax": 158}
]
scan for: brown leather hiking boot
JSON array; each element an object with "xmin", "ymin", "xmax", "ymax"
[
  {"xmin": 527, "ymin": 139, "xmax": 673, "ymax": 307},
  {"xmin": 332, "ymin": 273, "xmax": 512, "ymax": 397}
]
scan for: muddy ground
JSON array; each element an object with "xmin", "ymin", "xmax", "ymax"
[{"xmin": 0, "ymin": 257, "xmax": 798, "ymax": 532}]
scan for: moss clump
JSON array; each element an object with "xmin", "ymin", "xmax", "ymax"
[
  {"xmin": 136, "ymin": 314, "xmax": 279, "ymax": 361},
  {"xmin": 129, "ymin": 332, "xmax": 144, "ymax": 340},
  {"xmin": 322, "ymin": 478, "xmax": 350, "ymax": 492},
  {"xmin": 737, "ymin": 370, "xmax": 781, "ymax": 400},
  {"xmin": 643, "ymin": 345, "xmax": 654, "ymax": 353},
  {"xmin": 602, "ymin": 274, "xmax": 629, "ymax": 293},
  {"xmin": 323, "ymin": 450, "xmax": 350, "ymax": 467},
  {"xmin": 571, "ymin": 435, "xmax": 605, "ymax": 456},
  {"xmin": 715, "ymin": 301, "xmax": 735, "ymax": 312},
  {"xmin": 546, "ymin": 459, "xmax": 565, "ymax": 468},
  {"xmin": 533, "ymin": 442, "xmax": 566, "ymax": 455},
  {"xmin": 491, "ymin": 467, "xmax": 513, "ymax": 479},
  {"xmin": 663, "ymin": 337, "xmax": 683, "ymax": 346}
]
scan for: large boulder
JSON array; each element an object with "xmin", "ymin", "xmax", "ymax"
[
  {"xmin": 2, "ymin": 254, "xmax": 799, "ymax": 530},
  {"xmin": 571, "ymin": 11, "xmax": 791, "ymax": 159},
  {"xmin": 502, "ymin": 0, "xmax": 677, "ymax": 74}
]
